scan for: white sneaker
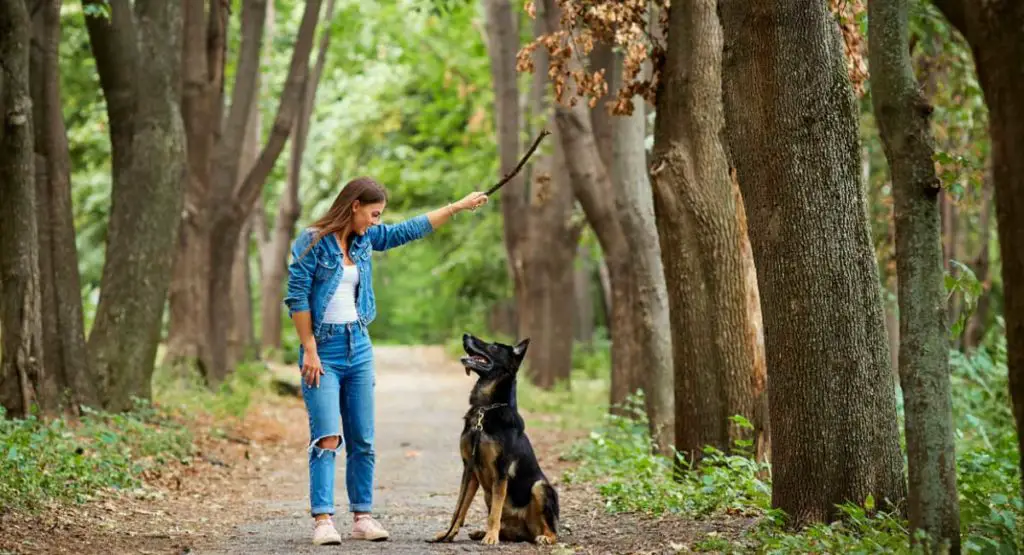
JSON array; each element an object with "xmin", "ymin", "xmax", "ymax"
[
  {"xmin": 312, "ymin": 517, "xmax": 342, "ymax": 545},
  {"xmin": 351, "ymin": 514, "xmax": 390, "ymax": 541}
]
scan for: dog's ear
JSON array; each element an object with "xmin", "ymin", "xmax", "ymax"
[{"xmin": 513, "ymin": 338, "xmax": 530, "ymax": 359}]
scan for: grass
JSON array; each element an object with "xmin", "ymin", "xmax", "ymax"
[{"xmin": 0, "ymin": 358, "xmax": 268, "ymax": 514}]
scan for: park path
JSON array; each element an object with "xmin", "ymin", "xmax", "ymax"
[{"xmin": 198, "ymin": 345, "xmax": 570, "ymax": 554}]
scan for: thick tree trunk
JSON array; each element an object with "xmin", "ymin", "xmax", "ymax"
[
  {"xmin": 166, "ymin": 0, "xmax": 227, "ymax": 365},
  {"xmin": 869, "ymin": 0, "xmax": 961, "ymax": 549},
  {"xmin": 719, "ymin": 0, "xmax": 907, "ymax": 524},
  {"xmin": 932, "ymin": 0, "xmax": 1024, "ymax": 500},
  {"xmin": 650, "ymin": 0, "xmax": 758, "ymax": 464},
  {"xmin": 83, "ymin": 0, "xmax": 187, "ymax": 411},
  {"xmin": 260, "ymin": 0, "xmax": 331, "ymax": 353},
  {"xmin": 228, "ymin": 92, "xmax": 263, "ymax": 368},
  {"xmin": 0, "ymin": 0, "xmax": 47, "ymax": 417},
  {"xmin": 29, "ymin": 0, "xmax": 97, "ymax": 411},
  {"xmin": 206, "ymin": 0, "xmax": 319, "ymax": 381}
]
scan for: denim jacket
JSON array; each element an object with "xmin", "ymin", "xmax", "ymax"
[{"xmin": 283, "ymin": 214, "xmax": 434, "ymax": 339}]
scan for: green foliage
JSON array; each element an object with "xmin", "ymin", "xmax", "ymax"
[
  {"xmin": 945, "ymin": 259, "xmax": 983, "ymax": 340},
  {"xmin": 558, "ymin": 335, "xmax": 1022, "ymax": 553},
  {"xmin": 152, "ymin": 359, "xmax": 269, "ymax": 420},
  {"xmin": 562, "ymin": 396, "xmax": 771, "ymax": 518},
  {"xmin": 0, "ymin": 400, "xmax": 192, "ymax": 512}
]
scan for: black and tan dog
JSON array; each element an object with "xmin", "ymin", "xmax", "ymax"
[{"xmin": 428, "ymin": 333, "xmax": 559, "ymax": 546}]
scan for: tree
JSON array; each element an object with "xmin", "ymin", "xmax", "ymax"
[
  {"xmin": 260, "ymin": 0, "xmax": 336, "ymax": 354},
  {"xmin": 718, "ymin": 0, "xmax": 907, "ymax": 524},
  {"xmin": 930, "ymin": 0, "xmax": 1024, "ymax": 499},
  {"xmin": 30, "ymin": 0, "xmax": 97, "ymax": 411},
  {"xmin": 83, "ymin": 0, "xmax": 188, "ymax": 411},
  {"xmin": 648, "ymin": 0, "xmax": 763, "ymax": 462},
  {"xmin": 528, "ymin": 0, "xmax": 674, "ymax": 450},
  {"xmin": 0, "ymin": 0, "xmax": 49, "ymax": 417},
  {"xmin": 869, "ymin": 0, "xmax": 961, "ymax": 549},
  {"xmin": 485, "ymin": 0, "xmax": 580, "ymax": 389}
]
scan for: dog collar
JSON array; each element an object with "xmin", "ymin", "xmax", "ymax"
[{"xmin": 469, "ymin": 402, "xmax": 508, "ymax": 431}]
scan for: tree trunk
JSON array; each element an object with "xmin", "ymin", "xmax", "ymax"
[
  {"xmin": 733, "ymin": 172, "xmax": 770, "ymax": 463},
  {"xmin": 206, "ymin": 0, "xmax": 320, "ymax": 382},
  {"xmin": 931, "ymin": 0, "xmax": 1024, "ymax": 500},
  {"xmin": 0, "ymin": 0, "xmax": 47, "ymax": 417},
  {"xmin": 29, "ymin": 0, "xmax": 97, "ymax": 411},
  {"xmin": 719, "ymin": 0, "xmax": 907, "ymax": 524},
  {"xmin": 964, "ymin": 176, "xmax": 993, "ymax": 349},
  {"xmin": 260, "ymin": 0, "xmax": 331, "ymax": 353},
  {"xmin": 573, "ymin": 243, "xmax": 595, "ymax": 343},
  {"xmin": 166, "ymin": 0, "xmax": 227, "ymax": 366},
  {"xmin": 650, "ymin": 0, "xmax": 758, "ymax": 464},
  {"xmin": 83, "ymin": 0, "xmax": 188, "ymax": 411},
  {"xmin": 489, "ymin": 0, "xmax": 578, "ymax": 388},
  {"xmin": 483, "ymin": 0, "xmax": 530, "ymax": 342},
  {"xmin": 610, "ymin": 50, "xmax": 674, "ymax": 453},
  {"xmin": 869, "ymin": 0, "xmax": 961, "ymax": 548},
  {"xmin": 228, "ymin": 91, "xmax": 263, "ymax": 368}
]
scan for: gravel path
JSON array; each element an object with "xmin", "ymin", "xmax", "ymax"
[{"xmin": 202, "ymin": 345, "xmax": 566, "ymax": 554}]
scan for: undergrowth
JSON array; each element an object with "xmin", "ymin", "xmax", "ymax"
[
  {"xmin": 559, "ymin": 334, "xmax": 1023, "ymax": 554},
  {"xmin": 0, "ymin": 360, "xmax": 266, "ymax": 513}
]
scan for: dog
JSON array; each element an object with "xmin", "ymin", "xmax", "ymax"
[{"xmin": 428, "ymin": 333, "xmax": 559, "ymax": 546}]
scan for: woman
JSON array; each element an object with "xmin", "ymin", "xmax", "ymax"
[{"xmin": 283, "ymin": 176, "xmax": 488, "ymax": 545}]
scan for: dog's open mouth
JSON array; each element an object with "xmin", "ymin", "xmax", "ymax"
[{"xmin": 460, "ymin": 354, "xmax": 491, "ymax": 375}]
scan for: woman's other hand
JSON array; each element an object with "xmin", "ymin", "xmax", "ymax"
[{"xmin": 303, "ymin": 346, "xmax": 325, "ymax": 387}]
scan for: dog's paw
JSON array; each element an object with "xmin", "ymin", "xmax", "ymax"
[
  {"xmin": 468, "ymin": 530, "xmax": 486, "ymax": 541},
  {"xmin": 481, "ymin": 531, "xmax": 500, "ymax": 545},
  {"xmin": 534, "ymin": 534, "xmax": 556, "ymax": 545}
]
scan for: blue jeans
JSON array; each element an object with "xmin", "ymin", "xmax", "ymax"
[{"xmin": 300, "ymin": 322, "xmax": 375, "ymax": 516}]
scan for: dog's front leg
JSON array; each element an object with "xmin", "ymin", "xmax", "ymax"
[
  {"xmin": 481, "ymin": 478, "xmax": 508, "ymax": 545},
  {"xmin": 430, "ymin": 464, "xmax": 478, "ymax": 542}
]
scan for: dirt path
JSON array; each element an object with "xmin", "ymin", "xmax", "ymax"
[{"xmin": 2, "ymin": 346, "xmax": 730, "ymax": 554}]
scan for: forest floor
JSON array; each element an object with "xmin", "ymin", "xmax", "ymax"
[{"xmin": 1, "ymin": 346, "xmax": 751, "ymax": 554}]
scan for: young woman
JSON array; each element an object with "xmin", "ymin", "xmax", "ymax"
[{"xmin": 283, "ymin": 176, "xmax": 488, "ymax": 545}]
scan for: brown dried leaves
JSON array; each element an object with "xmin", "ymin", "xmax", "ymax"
[
  {"xmin": 517, "ymin": 0, "xmax": 666, "ymax": 115},
  {"xmin": 517, "ymin": 0, "xmax": 869, "ymax": 113}
]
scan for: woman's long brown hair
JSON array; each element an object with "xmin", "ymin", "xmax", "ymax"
[{"xmin": 300, "ymin": 176, "xmax": 388, "ymax": 259}]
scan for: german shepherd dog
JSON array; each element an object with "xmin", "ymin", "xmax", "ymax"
[{"xmin": 428, "ymin": 333, "xmax": 559, "ymax": 546}]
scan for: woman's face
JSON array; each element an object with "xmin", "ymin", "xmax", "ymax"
[{"xmin": 351, "ymin": 200, "xmax": 385, "ymax": 236}]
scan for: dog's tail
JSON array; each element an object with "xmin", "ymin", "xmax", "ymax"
[{"xmin": 542, "ymin": 482, "xmax": 559, "ymax": 533}]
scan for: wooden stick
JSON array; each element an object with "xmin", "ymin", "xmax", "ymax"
[{"xmin": 485, "ymin": 129, "xmax": 551, "ymax": 196}]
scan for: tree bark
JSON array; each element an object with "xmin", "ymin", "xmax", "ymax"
[
  {"xmin": 166, "ymin": 0, "xmax": 228, "ymax": 366},
  {"xmin": 650, "ymin": 0, "xmax": 758, "ymax": 463},
  {"xmin": 869, "ymin": 0, "xmax": 961, "ymax": 548},
  {"xmin": 719, "ymin": 0, "xmax": 907, "ymax": 524},
  {"xmin": 610, "ymin": 50, "xmax": 674, "ymax": 453},
  {"xmin": 30, "ymin": 0, "xmax": 97, "ymax": 411},
  {"xmin": 205, "ymin": 0, "xmax": 320, "ymax": 381},
  {"xmin": 932, "ymin": 0, "xmax": 1024, "ymax": 500},
  {"xmin": 83, "ymin": 0, "xmax": 188, "ymax": 411},
  {"xmin": 572, "ymin": 243, "xmax": 596, "ymax": 343},
  {"xmin": 260, "ymin": 0, "xmax": 332, "ymax": 353},
  {"xmin": 0, "ymin": 0, "xmax": 47, "ymax": 417}
]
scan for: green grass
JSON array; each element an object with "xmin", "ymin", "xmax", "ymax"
[{"xmin": 0, "ymin": 358, "xmax": 268, "ymax": 513}]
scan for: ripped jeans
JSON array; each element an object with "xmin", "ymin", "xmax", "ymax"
[{"xmin": 299, "ymin": 322, "xmax": 375, "ymax": 516}]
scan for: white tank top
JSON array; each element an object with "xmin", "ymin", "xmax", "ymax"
[{"xmin": 323, "ymin": 263, "xmax": 359, "ymax": 324}]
